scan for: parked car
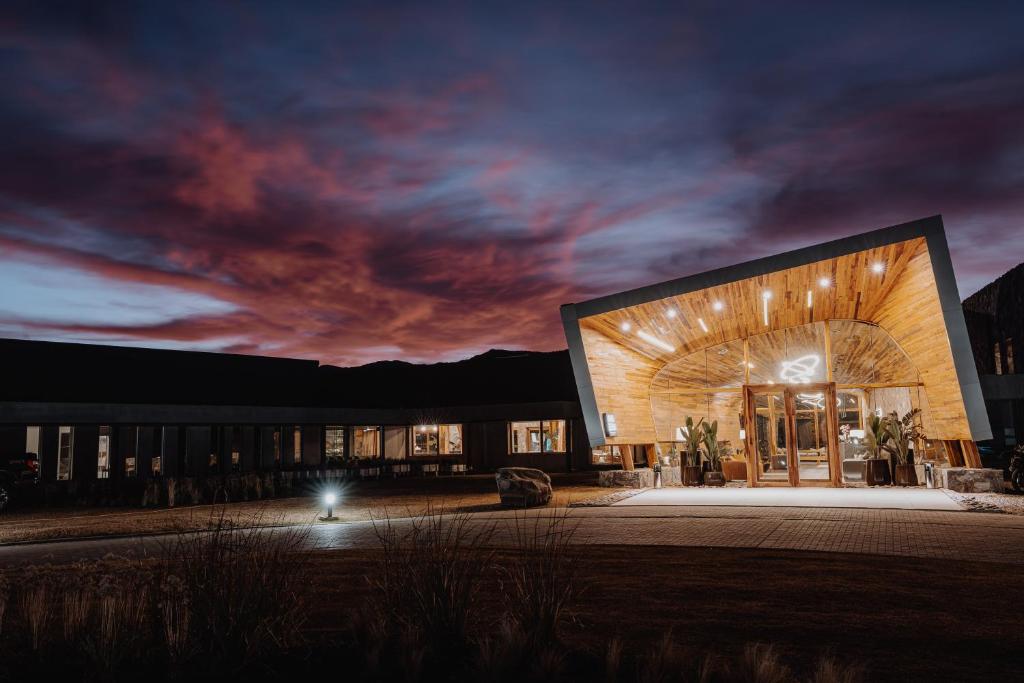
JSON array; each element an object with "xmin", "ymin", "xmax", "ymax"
[{"xmin": 0, "ymin": 451, "xmax": 40, "ymax": 512}]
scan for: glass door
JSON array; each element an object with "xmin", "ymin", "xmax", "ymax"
[{"xmin": 745, "ymin": 383, "xmax": 838, "ymax": 486}]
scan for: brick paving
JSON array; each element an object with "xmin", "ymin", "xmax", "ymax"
[{"xmin": 4, "ymin": 501, "xmax": 1023, "ymax": 566}]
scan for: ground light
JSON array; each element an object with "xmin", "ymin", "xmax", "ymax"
[{"xmin": 320, "ymin": 491, "xmax": 339, "ymax": 521}]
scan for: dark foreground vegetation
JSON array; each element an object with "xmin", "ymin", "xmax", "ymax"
[{"xmin": 0, "ymin": 507, "xmax": 1018, "ymax": 682}]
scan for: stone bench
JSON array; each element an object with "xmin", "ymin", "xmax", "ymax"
[
  {"xmin": 942, "ymin": 467, "xmax": 1004, "ymax": 493},
  {"xmin": 598, "ymin": 468, "xmax": 654, "ymax": 488}
]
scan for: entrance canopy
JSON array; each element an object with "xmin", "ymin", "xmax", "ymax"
[{"xmin": 560, "ymin": 216, "xmax": 990, "ymax": 461}]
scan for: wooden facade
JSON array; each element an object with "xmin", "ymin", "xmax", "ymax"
[{"xmin": 562, "ymin": 216, "xmax": 990, "ymax": 484}]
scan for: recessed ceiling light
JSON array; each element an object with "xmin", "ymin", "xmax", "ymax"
[
  {"xmin": 712, "ymin": 301, "xmax": 724, "ymax": 312},
  {"xmin": 818, "ymin": 277, "xmax": 831, "ymax": 287},
  {"xmin": 666, "ymin": 308, "xmax": 677, "ymax": 319},
  {"xmin": 620, "ymin": 321, "xmax": 631, "ymax": 332},
  {"xmin": 872, "ymin": 262, "xmax": 885, "ymax": 274}
]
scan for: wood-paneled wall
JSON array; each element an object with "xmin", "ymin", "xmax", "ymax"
[
  {"xmin": 872, "ymin": 243, "xmax": 972, "ymax": 439},
  {"xmin": 579, "ymin": 326, "xmax": 660, "ymax": 444}
]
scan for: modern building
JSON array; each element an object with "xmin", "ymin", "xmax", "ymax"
[
  {"xmin": 1, "ymin": 215, "xmax": 1012, "ymax": 505},
  {"xmin": 963, "ymin": 262, "xmax": 1024, "ymax": 453},
  {"xmin": 561, "ymin": 216, "xmax": 991, "ymax": 486},
  {"xmin": 0, "ymin": 341, "xmax": 595, "ymax": 505}
]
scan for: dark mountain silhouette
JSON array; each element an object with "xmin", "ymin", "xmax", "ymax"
[{"xmin": 0, "ymin": 339, "xmax": 579, "ymax": 409}]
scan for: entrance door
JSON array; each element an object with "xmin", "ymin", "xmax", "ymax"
[{"xmin": 744, "ymin": 383, "xmax": 840, "ymax": 487}]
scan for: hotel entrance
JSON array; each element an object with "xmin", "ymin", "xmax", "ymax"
[{"xmin": 744, "ymin": 383, "xmax": 840, "ymax": 487}]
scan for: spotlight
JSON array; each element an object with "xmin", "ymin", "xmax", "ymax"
[
  {"xmin": 620, "ymin": 321, "xmax": 631, "ymax": 332},
  {"xmin": 666, "ymin": 308, "xmax": 677, "ymax": 319},
  {"xmin": 818, "ymin": 277, "xmax": 831, "ymax": 287},
  {"xmin": 872, "ymin": 262, "xmax": 885, "ymax": 274},
  {"xmin": 712, "ymin": 301, "xmax": 724, "ymax": 312}
]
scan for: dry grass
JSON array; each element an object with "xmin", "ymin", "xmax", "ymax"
[
  {"xmin": 0, "ymin": 506, "xmax": 315, "ymax": 680},
  {"xmin": 0, "ymin": 475, "xmax": 607, "ymax": 544}
]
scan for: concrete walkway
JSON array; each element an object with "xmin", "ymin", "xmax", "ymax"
[
  {"xmin": 3, "ymin": 502, "xmax": 1023, "ymax": 566},
  {"xmin": 614, "ymin": 486, "xmax": 962, "ymax": 510}
]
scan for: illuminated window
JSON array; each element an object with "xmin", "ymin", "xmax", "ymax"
[
  {"xmin": 353, "ymin": 426, "xmax": 380, "ymax": 458},
  {"xmin": 411, "ymin": 424, "xmax": 463, "ymax": 455},
  {"xmin": 995, "ymin": 342, "xmax": 1003, "ymax": 375},
  {"xmin": 57, "ymin": 426, "xmax": 74, "ymax": 481},
  {"xmin": 591, "ymin": 445, "xmax": 623, "ymax": 465},
  {"xmin": 230, "ymin": 427, "xmax": 241, "ymax": 472},
  {"xmin": 1007, "ymin": 338, "xmax": 1015, "ymax": 374},
  {"xmin": 273, "ymin": 428, "xmax": 281, "ymax": 464},
  {"xmin": 509, "ymin": 420, "xmax": 567, "ymax": 454},
  {"xmin": 293, "ymin": 426, "xmax": 303, "ymax": 464},
  {"xmin": 97, "ymin": 426, "xmax": 111, "ymax": 479},
  {"xmin": 325, "ymin": 426, "xmax": 345, "ymax": 465},
  {"xmin": 26, "ymin": 426, "xmax": 41, "ymax": 477}
]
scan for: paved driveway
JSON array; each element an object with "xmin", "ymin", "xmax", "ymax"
[
  {"xmin": 3, "ymin": 502, "xmax": 1023, "ymax": 566},
  {"xmin": 614, "ymin": 486, "xmax": 963, "ymax": 510}
]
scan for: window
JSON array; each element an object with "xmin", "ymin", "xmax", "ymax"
[
  {"xmin": 1007, "ymin": 338, "xmax": 1015, "ymax": 374},
  {"xmin": 591, "ymin": 445, "xmax": 623, "ymax": 465},
  {"xmin": 97, "ymin": 426, "xmax": 111, "ymax": 479},
  {"xmin": 325, "ymin": 426, "xmax": 345, "ymax": 466},
  {"xmin": 995, "ymin": 341, "xmax": 1004, "ymax": 375},
  {"xmin": 293, "ymin": 426, "xmax": 303, "ymax": 465},
  {"xmin": 411, "ymin": 424, "xmax": 463, "ymax": 455},
  {"xmin": 153, "ymin": 427, "xmax": 164, "ymax": 476},
  {"xmin": 273, "ymin": 428, "xmax": 281, "ymax": 465},
  {"xmin": 352, "ymin": 426, "xmax": 380, "ymax": 458},
  {"xmin": 509, "ymin": 420, "xmax": 567, "ymax": 454},
  {"xmin": 230, "ymin": 427, "xmax": 241, "ymax": 472},
  {"xmin": 26, "ymin": 426, "xmax": 41, "ymax": 477},
  {"xmin": 125, "ymin": 427, "xmax": 139, "ymax": 478},
  {"xmin": 57, "ymin": 426, "xmax": 74, "ymax": 481},
  {"xmin": 837, "ymin": 391, "xmax": 863, "ymax": 432}
]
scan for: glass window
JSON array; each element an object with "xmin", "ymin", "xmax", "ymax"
[
  {"xmin": 1007, "ymin": 338, "xmax": 1015, "ymax": 374},
  {"xmin": 125, "ymin": 427, "xmax": 139, "ymax": 478},
  {"xmin": 995, "ymin": 342, "xmax": 1003, "ymax": 375},
  {"xmin": 57, "ymin": 426, "xmax": 74, "ymax": 481},
  {"xmin": 353, "ymin": 426, "xmax": 380, "ymax": 458},
  {"xmin": 273, "ymin": 428, "xmax": 281, "ymax": 465},
  {"xmin": 591, "ymin": 445, "xmax": 623, "ymax": 465},
  {"xmin": 440, "ymin": 424, "xmax": 462, "ymax": 454},
  {"xmin": 412, "ymin": 425, "xmax": 438, "ymax": 455},
  {"xmin": 410, "ymin": 424, "xmax": 462, "ymax": 455},
  {"xmin": 293, "ymin": 426, "xmax": 302, "ymax": 464},
  {"xmin": 97, "ymin": 426, "xmax": 111, "ymax": 479},
  {"xmin": 230, "ymin": 427, "xmax": 241, "ymax": 472},
  {"xmin": 325, "ymin": 426, "xmax": 345, "ymax": 466},
  {"xmin": 509, "ymin": 420, "xmax": 566, "ymax": 454},
  {"xmin": 153, "ymin": 427, "xmax": 164, "ymax": 476},
  {"xmin": 26, "ymin": 425, "xmax": 41, "ymax": 478}
]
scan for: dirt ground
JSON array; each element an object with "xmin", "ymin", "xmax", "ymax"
[
  {"xmin": 0, "ymin": 474, "xmax": 607, "ymax": 544},
  {"xmin": 308, "ymin": 544, "xmax": 1021, "ymax": 683}
]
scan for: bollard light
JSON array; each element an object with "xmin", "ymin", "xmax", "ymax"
[{"xmin": 321, "ymin": 492, "xmax": 338, "ymax": 521}]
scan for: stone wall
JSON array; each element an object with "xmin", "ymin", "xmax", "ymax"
[{"xmin": 941, "ymin": 467, "xmax": 1004, "ymax": 493}]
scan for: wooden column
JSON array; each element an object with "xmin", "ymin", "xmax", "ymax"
[
  {"xmin": 824, "ymin": 383, "xmax": 842, "ymax": 487},
  {"xmin": 960, "ymin": 440, "xmax": 982, "ymax": 468},
  {"xmin": 621, "ymin": 444, "xmax": 635, "ymax": 470},
  {"xmin": 644, "ymin": 444, "xmax": 658, "ymax": 468}
]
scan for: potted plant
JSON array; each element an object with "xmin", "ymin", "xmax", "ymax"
[
  {"xmin": 701, "ymin": 420, "xmax": 726, "ymax": 487},
  {"xmin": 884, "ymin": 409, "xmax": 925, "ymax": 486},
  {"xmin": 681, "ymin": 416, "xmax": 704, "ymax": 486},
  {"xmin": 864, "ymin": 414, "xmax": 892, "ymax": 486}
]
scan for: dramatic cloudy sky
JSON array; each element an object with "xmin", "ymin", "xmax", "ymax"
[{"xmin": 1, "ymin": 1, "xmax": 1023, "ymax": 365}]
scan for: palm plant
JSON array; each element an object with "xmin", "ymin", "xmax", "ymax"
[
  {"xmin": 681, "ymin": 416, "xmax": 705, "ymax": 468},
  {"xmin": 700, "ymin": 420, "xmax": 723, "ymax": 472},
  {"xmin": 864, "ymin": 414, "xmax": 889, "ymax": 459},
  {"xmin": 882, "ymin": 409, "xmax": 925, "ymax": 466}
]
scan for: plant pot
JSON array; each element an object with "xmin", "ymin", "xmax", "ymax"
[
  {"xmin": 682, "ymin": 465, "xmax": 702, "ymax": 487},
  {"xmin": 865, "ymin": 458, "xmax": 892, "ymax": 486},
  {"xmin": 704, "ymin": 471, "xmax": 726, "ymax": 487},
  {"xmin": 894, "ymin": 463, "xmax": 918, "ymax": 487}
]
